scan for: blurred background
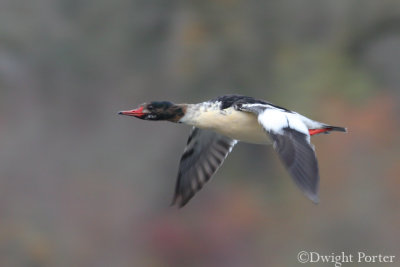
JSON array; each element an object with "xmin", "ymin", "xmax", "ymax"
[{"xmin": 1, "ymin": 0, "xmax": 400, "ymax": 266}]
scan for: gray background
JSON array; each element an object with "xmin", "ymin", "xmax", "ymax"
[{"xmin": 1, "ymin": 0, "xmax": 399, "ymax": 266}]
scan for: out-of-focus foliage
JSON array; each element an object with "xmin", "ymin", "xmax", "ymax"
[{"xmin": 1, "ymin": 0, "xmax": 399, "ymax": 266}]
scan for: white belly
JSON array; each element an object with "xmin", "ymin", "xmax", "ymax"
[{"xmin": 191, "ymin": 107, "xmax": 270, "ymax": 144}]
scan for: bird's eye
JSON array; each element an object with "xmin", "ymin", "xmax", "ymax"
[{"xmin": 147, "ymin": 105, "xmax": 154, "ymax": 110}]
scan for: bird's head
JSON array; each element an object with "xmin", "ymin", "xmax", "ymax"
[{"xmin": 118, "ymin": 101, "xmax": 185, "ymax": 122}]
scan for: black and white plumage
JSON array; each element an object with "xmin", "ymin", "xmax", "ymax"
[{"xmin": 119, "ymin": 95, "xmax": 347, "ymax": 207}]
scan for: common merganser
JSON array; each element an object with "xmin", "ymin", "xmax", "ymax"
[{"xmin": 119, "ymin": 95, "xmax": 346, "ymax": 207}]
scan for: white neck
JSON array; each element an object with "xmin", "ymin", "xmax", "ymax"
[{"xmin": 179, "ymin": 102, "xmax": 221, "ymax": 126}]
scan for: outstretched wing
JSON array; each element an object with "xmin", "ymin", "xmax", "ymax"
[
  {"xmin": 238, "ymin": 103, "xmax": 320, "ymax": 203},
  {"xmin": 269, "ymin": 128, "xmax": 319, "ymax": 203},
  {"xmin": 172, "ymin": 127, "xmax": 237, "ymax": 207}
]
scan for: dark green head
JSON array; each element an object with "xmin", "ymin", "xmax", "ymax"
[{"xmin": 118, "ymin": 101, "xmax": 185, "ymax": 122}]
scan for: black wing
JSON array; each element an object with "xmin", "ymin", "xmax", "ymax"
[
  {"xmin": 211, "ymin": 94, "xmax": 292, "ymax": 112},
  {"xmin": 269, "ymin": 128, "xmax": 319, "ymax": 203},
  {"xmin": 172, "ymin": 127, "xmax": 237, "ymax": 208}
]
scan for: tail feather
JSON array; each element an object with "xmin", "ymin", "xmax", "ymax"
[
  {"xmin": 309, "ymin": 126, "xmax": 347, "ymax": 136},
  {"xmin": 326, "ymin": 126, "xmax": 347, "ymax": 132}
]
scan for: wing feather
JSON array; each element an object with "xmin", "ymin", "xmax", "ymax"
[
  {"xmin": 172, "ymin": 127, "xmax": 237, "ymax": 207},
  {"xmin": 269, "ymin": 129, "xmax": 319, "ymax": 203},
  {"xmin": 238, "ymin": 103, "xmax": 320, "ymax": 203}
]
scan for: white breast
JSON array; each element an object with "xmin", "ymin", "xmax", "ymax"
[{"xmin": 182, "ymin": 106, "xmax": 270, "ymax": 144}]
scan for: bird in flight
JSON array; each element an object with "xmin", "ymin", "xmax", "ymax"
[{"xmin": 119, "ymin": 95, "xmax": 346, "ymax": 207}]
